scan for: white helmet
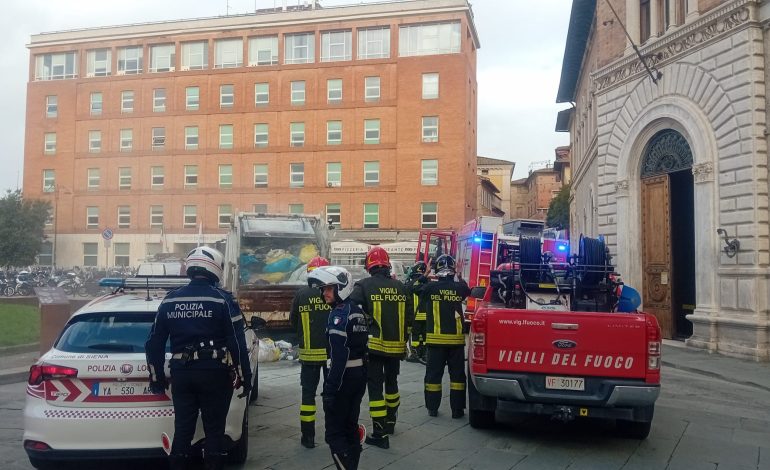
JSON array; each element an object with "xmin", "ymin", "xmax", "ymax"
[
  {"xmin": 185, "ymin": 246, "xmax": 225, "ymax": 283},
  {"xmin": 307, "ymin": 266, "xmax": 353, "ymax": 301}
]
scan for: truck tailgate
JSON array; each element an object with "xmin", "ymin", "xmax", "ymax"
[{"xmin": 485, "ymin": 309, "xmax": 648, "ymax": 379}]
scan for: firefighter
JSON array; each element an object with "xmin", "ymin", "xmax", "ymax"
[
  {"xmin": 418, "ymin": 254, "xmax": 470, "ymax": 419},
  {"xmin": 310, "ymin": 266, "xmax": 369, "ymax": 470},
  {"xmin": 350, "ymin": 246, "xmax": 412, "ymax": 449},
  {"xmin": 145, "ymin": 246, "xmax": 252, "ymax": 470},
  {"xmin": 289, "ymin": 256, "xmax": 332, "ymax": 449},
  {"xmin": 405, "ymin": 260, "xmax": 429, "ymax": 363}
]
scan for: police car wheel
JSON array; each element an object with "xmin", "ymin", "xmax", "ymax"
[
  {"xmin": 228, "ymin": 409, "xmax": 249, "ymax": 464},
  {"xmin": 28, "ymin": 457, "xmax": 58, "ymax": 470},
  {"xmin": 249, "ymin": 364, "xmax": 259, "ymax": 403}
]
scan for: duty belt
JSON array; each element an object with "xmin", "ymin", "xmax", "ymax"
[
  {"xmin": 327, "ymin": 358, "xmax": 364, "ymax": 368},
  {"xmin": 172, "ymin": 346, "xmax": 228, "ymax": 362}
]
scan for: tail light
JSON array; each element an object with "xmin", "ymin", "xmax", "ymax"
[
  {"xmin": 645, "ymin": 315, "xmax": 662, "ymax": 383},
  {"xmin": 28, "ymin": 363, "xmax": 78, "ymax": 386},
  {"xmin": 471, "ymin": 308, "xmax": 487, "ymax": 362},
  {"xmin": 24, "ymin": 440, "xmax": 51, "ymax": 451}
]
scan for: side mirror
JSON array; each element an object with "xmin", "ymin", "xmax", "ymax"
[
  {"xmin": 470, "ymin": 286, "xmax": 486, "ymax": 299},
  {"xmin": 250, "ymin": 316, "xmax": 267, "ymax": 331}
]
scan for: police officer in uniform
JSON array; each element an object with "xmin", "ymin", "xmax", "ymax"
[
  {"xmin": 416, "ymin": 254, "xmax": 470, "ymax": 419},
  {"xmin": 349, "ymin": 246, "xmax": 412, "ymax": 448},
  {"xmin": 289, "ymin": 256, "xmax": 332, "ymax": 448},
  {"xmin": 146, "ymin": 246, "xmax": 252, "ymax": 470},
  {"xmin": 405, "ymin": 261, "xmax": 428, "ymax": 363},
  {"xmin": 309, "ymin": 266, "xmax": 369, "ymax": 470}
]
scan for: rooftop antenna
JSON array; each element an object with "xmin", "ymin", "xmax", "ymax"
[
  {"xmin": 603, "ymin": 0, "xmax": 662, "ymax": 84},
  {"xmin": 226, "ymin": 0, "xmax": 231, "ymax": 15}
]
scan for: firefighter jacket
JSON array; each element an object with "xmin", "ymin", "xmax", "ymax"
[
  {"xmin": 417, "ymin": 277, "xmax": 471, "ymax": 346},
  {"xmin": 290, "ymin": 285, "xmax": 332, "ymax": 364},
  {"xmin": 406, "ymin": 276, "xmax": 428, "ymax": 323},
  {"xmin": 350, "ymin": 272, "xmax": 413, "ymax": 358},
  {"xmin": 146, "ymin": 278, "xmax": 252, "ymax": 386},
  {"xmin": 324, "ymin": 300, "xmax": 369, "ymax": 393}
]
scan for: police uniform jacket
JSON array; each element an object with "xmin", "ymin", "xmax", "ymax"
[
  {"xmin": 417, "ymin": 276, "xmax": 470, "ymax": 347},
  {"xmin": 290, "ymin": 285, "xmax": 332, "ymax": 364},
  {"xmin": 146, "ymin": 278, "xmax": 252, "ymax": 386},
  {"xmin": 324, "ymin": 300, "xmax": 369, "ymax": 394},
  {"xmin": 350, "ymin": 272, "xmax": 413, "ymax": 358},
  {"xmin": 406, "ymin": 276, "xmax": 428, "ymax": 323}
]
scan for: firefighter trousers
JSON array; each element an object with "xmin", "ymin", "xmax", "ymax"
[
  {"xmin": 410, "ymin": 320, "xmax": 426, "ymax": 346},
  {"xmin": 424, "ymin": 346, "xmax": 466, "ymax": 413},
  {"xmin": 300, "ymin": 362, "xmax": 324, "ymax": 438},
  {"xmin": 367, "ymin": 354, "xmax": 401, "ymax": 436}
]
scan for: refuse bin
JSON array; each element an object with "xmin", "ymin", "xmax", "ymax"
[{"xmin": 35, "ymin": 287, "xmax": 71, "ymax": 354}]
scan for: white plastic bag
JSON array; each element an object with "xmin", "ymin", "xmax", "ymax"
[{"xmin": 257, "ymin": 338, "xmax": 281, "ymax": 362}]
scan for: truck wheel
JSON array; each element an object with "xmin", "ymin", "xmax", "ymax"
[
  {"xmin": 467, "ymin": 366, "xmax": 496, "ymax": 429},
  {"xmin": 228, "ymin": 408, "xmax": 249, "ymax": 464},
  {"xmin": 617, "ymin": 418, "xmax": 652, "ymax": 439},
  {"xmin": 469, "ymin": 407, "xmax": 496, "ymax": 429}
]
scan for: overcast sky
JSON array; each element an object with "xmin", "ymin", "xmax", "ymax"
[{"xmin": 0, "ymin": 0, "xmax": 571, "ymax": 192}]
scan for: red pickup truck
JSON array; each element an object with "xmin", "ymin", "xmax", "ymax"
[{"xmin": 466, "ymin": 236, "xmax": 662, "ymax": 439}]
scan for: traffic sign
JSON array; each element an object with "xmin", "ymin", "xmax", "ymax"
[{"xmin": 102, "ymin": 228, "xmax": 114, "ymax": 240}]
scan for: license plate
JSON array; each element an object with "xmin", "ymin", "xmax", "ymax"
[
  {"xmin": 93, "ymin": 381, "xmax": 155, "ymax": 397},
  {"xmin": 545, "ymin": 376, "xmax": 585, "ymax": 391},
  {"xmin": 526, "ymin": 293, "xmax": 570, "ymax": 311}
]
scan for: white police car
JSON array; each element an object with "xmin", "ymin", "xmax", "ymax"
[{"xmin": 22, "ymin": 277, "xmax": 261, "ymax": 469}]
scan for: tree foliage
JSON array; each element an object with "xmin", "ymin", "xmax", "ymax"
[
  {"xmin": 546, "ymin": 184, "xmax": 570, "ymax": 230},
  {"xmin": 0, "ymin": 190, "xmax": 51, "ymax": 267}
]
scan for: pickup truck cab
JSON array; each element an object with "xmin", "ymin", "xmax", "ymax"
[{"xmin": 466, "ymin": 236, "xmax": 662, "ymax": 439}]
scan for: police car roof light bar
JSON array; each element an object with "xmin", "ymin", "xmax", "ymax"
[{"xmin": 98, "ymin": 277, "xmax": 190, "ymax": 290}]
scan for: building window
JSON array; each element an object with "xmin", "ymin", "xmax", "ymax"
[
  {"xmin": 364, "ymin": 161, "xmax": 380, "ymax": 186},
  {"xmin": 421, "ymin": 202, "xmax": 438, "ymax": 228},
  {"xmin": 89, "ymin": 130, "xmax": 102, "ymax": 153},
  {"xmin": 254, "ymin": 123, "xmax": 269, "ymax": 148},
  {"xmin": 87, "ymin": 49, "xmax": 111, "ymax": 77},
  {"xmin": 285, "ymin": 33, "xmax": 315, "ymax": 64},
  {"xmin": 121, "ymin": 90, "xmax": 134, "ymax": 113},
  {"xmin": 321, "ymin": 30, "xmax": 352, "ymax": 62},
  {"xmin": 365, "ymin": 77, "xmax": 380, "ymax": 102},
  {"xmin": 150, "ymin": 44, "xmax": 175, "ymax": 72},
  {"xmin": 87, "ymin": 168, "xmax": 100, "ymax": 189},
  {"xmin": 83, "ymin": 243, "xmax": 98, "ymax": 267},
  {"xmin": 117, "ymin": 206, "xmax": 131, "ymax": 229},
  {"xmin": 290, "ymin": 122, "xmax": 305, "ymax": 147},
  {"xmin": 253, "ymin": 203, "xmax": 268, "ymax": 213},
  {"xmin": 150, "ymin": 205, "xmax": 164, "ymax": 227},
  {"xmin": 46, "ymin": 95, "xmax": 58, "ymax": 118},
  {"xmin": 186, "ymin": 86, "xmax": 200, "ymax": 110},
  {"xmin": 114, "ymin": 242, "xmax": 130, "ymax": 266},
  {"xmin": 219, "ymin": 124, "xmax": 234, "ymax": 149},
  {"xmin": 326, "ymin": 203, "xmax": 341, "ymax": 227},
  {"xmin": 254, "ymin": 164, "xmax": 268, "ymax": 188},
  {"xmin": 422, "ymin": 116, "xmax": 439, "ymax": 142},
  {"xmin": 358, "ymin": 27, "xmax": 390, "ymax": 59},
  {"xmin": 182, "ymin": 41, "xmax": 208, "ymax": 70},
  {"xmin": 363, "ymin": 203, "xmax": 379, "ymax": 229},
  {"xmin": 219, "ymin": 164, "xmax": 233, "ymax": 188},
  {"xmin": 326, "ymin": 162, "xmax": 342, "ymax": 187},
  {"xmin": 86, "ymin": 206, "xmax": 100, "ymax": 229},
  {"xmin": 218, "ymin": 204, "xmax": 233, "ymax": 227},
  {"xmin": 120, "ymin": 129, "xmax": 133, "ymax": 152},
  {"xmin": 35, "ymin": 52, "xmax": 77, "ymax": 80},
  {"xmin": 152, "ymin": 127, "xmax": 166, "ymax": 150},
  {"xmin": 249, "ymin": 35, "xmax": 278, "ymax": 66},
  {"xmin": 38, "ymin": 242, "xmax": 53, "ymax": 266},
  {"xmin": 641, "ymin": 0, "xmax": 651, "ymax": 43},
  {"xmin": 118, "ymin": 167, "xmax": 132, "ymax": 190},
  {"xmin": 183, "ymin": 205, "xmax": 197, "ymax": 227},
  {"xmin": 327, "ymin": 121, "xmax": 342, "ymax": 145},
  {"xmin": 255, "ymin": 82, "xmax": 269, "ymax": 106},
  {"xmin": 291, "ymin": 81, "xmax": 306, "ymax": 105},
  {"xmin": 327, "ymin": 79, "xmax": 342, "ymax": 103},
  {"xmin": 399, "ymin": 22, "xmax": 461, "ymax": 57},
  {"xmin": 185, "ymin": 126, "xmax": 199, "ymax": 150},
  {"xmin": 364, "ymin": 119, "xmax": 380, "ymax": 144},
  {"xmin": 289, "ymin": 204, "xmax": 304, "ymax": 214},
  {"xmin": 153, "ymin": 88, "xmax": 166, "ymax": 112},
  {"xmin": 44, "ymin": 133, "xmax": 56, "ymax": 154},
  {"xmin": 184, "ymin": 165, "xmax": 198, "ymax": 188},
  {"xmin": 421, "ymin": 159, "xmax": 438, "ymax": 185},
  {"xmin": 42, "ymin": 170, "xmax": 55, "ymax": 192},
  {"xmin": 422, "ymin": 73, "xmax": 439, "ymax": 99},
  {"xmin": 118, "ymin": 46, "xmax": 143, "ymax": 75},
  {"xmin": 90, "ymin": 92, "xmax": 103, "ymax": 115},
  {"xmin": 151, "ymin": 166, "xmax": 164, "ymax": 188},
  {"xmin": 215, "ymin": 39, "xmax": 243, "ymax": 68},
  {"xmin": 290, "ymin": 163, "xmax": 304, "ymax": 188},
  {"xmin": 220, "ymin": 84, "xmax": 234, "ymax": 108}
]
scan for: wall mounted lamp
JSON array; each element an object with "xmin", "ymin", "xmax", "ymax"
[{"xmin": 716, "ymin": 228, "xmax": 740, "ymax": 258}]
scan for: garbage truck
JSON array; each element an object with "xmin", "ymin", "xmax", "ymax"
[{"xmin": 222, "ymin": 212, "xmax": 330, "ymax": 329}]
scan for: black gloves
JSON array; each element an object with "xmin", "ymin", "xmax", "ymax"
[
  {"xmin": 237, "ymin": 380, "xmax": 252, "ymax": 399},
  {"xmin": 149, "ymin": 376, "xmax": 168, "ymax": 395}
]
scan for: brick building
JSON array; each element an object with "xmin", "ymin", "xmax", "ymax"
[
  {"xmin": 476, "ymin": 156, "xmax": 514, "ymax": 221},
  {"xmin": 24, "ymin": 0, "xmax": 480, "ymax": 267},
  {"xmin": 476, "ymin": 176, "xmax": 504, "ymax": 217},
  {"xmin": 509, "ymin": 164, "xmax": 561, "ymax": 222}
]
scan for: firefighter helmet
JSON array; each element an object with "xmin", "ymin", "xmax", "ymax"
[
  {"xmin": 306, "ymin": 256, "xmax": 330, "ymax": 273},
  {"xmin": 365, "ymin": 246, "xmax": 391, "ymax": 271},
  {"xmin": 307, "ymin": 266, "xmax": 354, "ymax": 301},
  {"xmin": 185, "ymin": 246, "xmax": 225, "ymax": 283},
  {"xmin": 617, "ymin": 285, "xmax": 641, "ymax": 312},
  {"xmin": 435, "ymin": 254, "xmax": 456, "ymax": 277}
]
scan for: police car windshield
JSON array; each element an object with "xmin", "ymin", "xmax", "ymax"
[{"xmin": 56, "ymin": 313, "xmax": 169, "ymax": 354}]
